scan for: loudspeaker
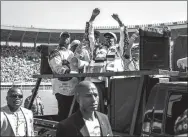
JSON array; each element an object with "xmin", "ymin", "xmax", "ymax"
[
  {"xmin": 38, "ymin": 44, "xmax": 58, "ymax": 74},
  {"xmin": 171, "ymin": 35, "xmax": 188, "ymax": 71},
  {"xmin": 139, "ymin": 28, "xmax": 170, "ymax": 70},
  {"xmin": 110, "ymin": 77, "xmax": 141, "ymax": 133},
  {"xmin": 110, "ymin": 77, "xmax": 159, "ymax": 134}
]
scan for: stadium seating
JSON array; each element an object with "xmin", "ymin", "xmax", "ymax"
[{"xmin": 1, "ymin": 45, "xmax": 50, "ymax": 83}]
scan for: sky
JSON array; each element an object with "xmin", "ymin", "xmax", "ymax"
[{"xmin": 1, "ymin": 1, "xmax": 187, "ymax": 29}]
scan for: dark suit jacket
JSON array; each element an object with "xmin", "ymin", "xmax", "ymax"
[{"xmin": 56, "ymin": 110, "xmax": 113, "ymax": 137}]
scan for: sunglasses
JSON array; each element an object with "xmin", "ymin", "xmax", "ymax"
[{"xmin": 9, "ymin": 94, "xmax": 23, "ymax": 99}]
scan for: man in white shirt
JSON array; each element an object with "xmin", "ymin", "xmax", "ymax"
[
  {"xmin": 1, "ymin": 87, "xmax": 34, "ymax": 136},
  {"xmin": 177, "ymin": 57, "xmax": 188, "ymax": 70},
  {"xmin": 127, "ymin": 44, "xmax": 140, "ymax": 71},
  {"xmin": 56, "ymin": 81, "xmax": 113, "ymax": 137},
  {"xmin": 48, "ymin": 32, "xmax": 79, "ymax": 121},
  {"xmin": 87, "ymin": 10, "xmax": 128, "ymax": 73}
]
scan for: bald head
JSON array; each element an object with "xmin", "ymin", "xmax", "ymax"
[
  {"xmin": 75, "ymin": 81, "xmax": 97, "ymax": 96},
  {"xmin": 74, "ymin": 81, "xmax": 99, "ymax": 112}
]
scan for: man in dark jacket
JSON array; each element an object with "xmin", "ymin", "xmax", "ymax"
[{"xmin": 56, "ymin": 81, "xmax": 113, "ymax": 137}]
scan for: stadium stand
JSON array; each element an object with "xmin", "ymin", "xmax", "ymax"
[{"xmin": 1, "ymin": 45, "xmax": 44, "ymax": 82}]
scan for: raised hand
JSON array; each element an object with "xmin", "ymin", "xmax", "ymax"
[
  {"xmin": 111, "ymin": 14, "xmax": 120, "ymax": 22},
  {"xmin": 92, "ymin": 8, "xmax": 100, "ymax": 17},
  {"xmin": 112, "ymin": 13, "xmax": 123, "ymax": 27},
  {"xmin": 90, "ymin": 8, "xmax": 100, "ymax": 22}
]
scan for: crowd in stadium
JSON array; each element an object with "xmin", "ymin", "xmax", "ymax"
[{"xmin": 1, "ymin": 45, "xmax": 44, "ymax": 82}]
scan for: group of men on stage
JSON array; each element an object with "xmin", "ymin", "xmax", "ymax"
[{"xmin": 48, "ymin": 7, "xmax": 140, "ymax": 122}]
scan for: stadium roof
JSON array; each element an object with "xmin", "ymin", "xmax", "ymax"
[{"xmin": 1, "ymin": 20, "xmax": 187, "ymax": 45}]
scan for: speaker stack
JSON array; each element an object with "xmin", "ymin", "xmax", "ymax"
[
  {"xmin": 37, "ymin": 44, "xmax": 58, "ymax": 74},
  {"xmin": 139, "ymin": 27, "xmax": 171, "ymax": 70}
]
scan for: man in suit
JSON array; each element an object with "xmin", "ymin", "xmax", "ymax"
[
  {"xmin": 56, "ymin": 81, "xmax": 113, "ymax": 137},
  {"xmin": 1, "ymin": 87, "xmax": 34, "ymax": 136}
]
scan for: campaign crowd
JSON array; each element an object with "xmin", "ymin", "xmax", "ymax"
[{"xmin": 1, "ymin": 45, "xmax": 48, "ymax": 82}]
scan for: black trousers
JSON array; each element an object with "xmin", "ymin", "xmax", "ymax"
[{"xmin": 55, "ymin": 93, "xmax": 79, "ymax": 121}]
